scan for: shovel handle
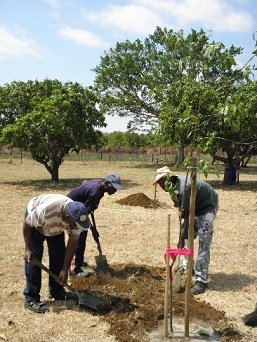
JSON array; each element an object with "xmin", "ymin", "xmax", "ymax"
[
  {"xmin": 31, "ymin": 257, "xmax": 110, "ymax": 312},
  {"xmin": 90, "ymin": 213, "xmax": 102, "ymax": 254},
  {"xmin": 31, "ymin": 256, "xmax": 75, "ymax": 293}
]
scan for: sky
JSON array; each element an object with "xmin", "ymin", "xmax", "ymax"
[{"xmin": 0, "ymin": 0, "xmax": 256, "ymax": 132}]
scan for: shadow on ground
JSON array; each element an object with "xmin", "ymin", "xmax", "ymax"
[{"xmin": 209, "ymin": 272, "xmax": 257, "ymax": 292}]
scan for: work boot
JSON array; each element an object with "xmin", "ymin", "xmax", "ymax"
[
  {"xmin": 243, "ymin": 309, "xmax": 257, "ymax": 327},
  {"xmin": 190, "ymin": 281, "xmax": 207, "ymax": 295}
]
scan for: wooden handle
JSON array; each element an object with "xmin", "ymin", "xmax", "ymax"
[
  {"xmin": 90, "ymin": 213, "xmax": 102, "ymax": 254},
  {"xmin": 31, "ymin": 257, "xmax": 75, "ymax": 293}
]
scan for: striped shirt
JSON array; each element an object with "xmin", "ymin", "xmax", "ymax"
[{"xmin": 25, "ymin": 194, "xmax": 82, "ymax": 237}]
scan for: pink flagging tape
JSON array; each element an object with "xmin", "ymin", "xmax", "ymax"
[{"xmin": 164, "ymin": 247, "xmax": 194, "ymax": 261}]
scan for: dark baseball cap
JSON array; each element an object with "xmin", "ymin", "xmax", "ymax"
[
  {"xmin": 66, "ymin": 202, "xmax": 90, "ymax": 230},
  {"xmin": 105, "ymin": 173, "xmax": 123, "ymax": 190}
]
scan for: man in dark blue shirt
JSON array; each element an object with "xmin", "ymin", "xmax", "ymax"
[{"xmin": 67, "ymin": 173, "xmax": 123, "ymax": 276}]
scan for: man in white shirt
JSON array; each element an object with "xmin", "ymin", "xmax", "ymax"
[{"xmin": 23, "ymin": 194, "xmax": 91, "ymax": 313}]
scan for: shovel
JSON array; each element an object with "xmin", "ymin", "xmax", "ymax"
[
  {"xmin": 31, "ymin": 256, "xmax": 110, "ymax": 313},
  {"xmin": 173, "ymin": 216, "xmax": 184, "ymax": 292},
  {"xmin": 90, "ymin": 213, "xmax": 111, "ymax": 277},
  {"xmin": 173, "ymin": 255, "xmax": 182, "ymax": 292}
]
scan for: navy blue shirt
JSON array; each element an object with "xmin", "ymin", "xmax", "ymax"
[{"xmin": 67, "ymin": 179, "xmax": 105, "ymax": 214}]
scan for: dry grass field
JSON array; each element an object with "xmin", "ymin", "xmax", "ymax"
[{"xmin": 0, "ymin": 157, "xmax": 257, "ymax": 342}]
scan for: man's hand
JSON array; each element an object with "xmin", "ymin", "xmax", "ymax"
[
  {"xmin": 177, "ymin": 237, "xmax": 185, "ymax": 249},
  {"xmin": 58, "ymin": 270, "xmax": 68, "ymax": 286},
  {"xmin": 24, "ymin": 248, "xmax": 32, "ymax": 263},
  {"xmin": 178, "ymin": 207, "xmax": 185, "ymax": 219}
]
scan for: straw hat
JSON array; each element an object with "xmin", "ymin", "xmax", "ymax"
[{"xmin": 152, "ymin": 166, "xmax": 172, "ymax": 184}]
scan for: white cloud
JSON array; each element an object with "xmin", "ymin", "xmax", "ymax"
[
  {"xmin": 43, "ymin": 0, "xmax": 62, "ymax": 8},
  {"xmin": 58, "ymin": 26, "xmax": 107, "ymax": 48},
  {"xmin": 136, "ymin": 0, "xmax": 254, "ymax": 32},
  {"xmin": 82, "ymin": 0, "xmax": 254, "ymax": 37},
  {"xmin": 43, "ymin": 0, "xmax": 73, "ymax": 7},
  {"xmin": 0, "ymin": 26, "xmax": 41, "ymax": 61},
  {"xmin": 83, "ymin": 4, "xmax": 168, "ymax": 36}
]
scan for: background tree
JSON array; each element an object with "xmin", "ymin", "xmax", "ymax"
[
  {"xmin": 106, "ymin": 131, "xmax": 126, "ymax": 149},
  {"xmin": 205, "ymin": 81, "xmax": 257, "ymax": 169},
  {"xmin": 104, "ymin": 131, "xmax": 150, "ymax": 151},
  {"xmin": 0, "ymin": 79, "xmax": 105, "ymax": 181}
]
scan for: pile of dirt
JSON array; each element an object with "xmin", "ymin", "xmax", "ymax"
[
  {"xmin": 70, "ymin": 264, "xmax": 243, "ymax": 342},
  {"xmin": 116, "ymin": 192, "xmax": 163, "ymax": 208}
]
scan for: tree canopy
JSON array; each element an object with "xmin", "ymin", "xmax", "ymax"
[
  {"xmin": 0, "ymin": 79, "xmax": 105, "ymax": 181},
  {"xmin": 93, "ymin": 27, "xmax": 257, "ymax": 183}
]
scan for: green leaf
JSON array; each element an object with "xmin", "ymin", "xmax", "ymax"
[{"xmin": 197, "ymin": 159, "xmax": 209, "ymax": 178}]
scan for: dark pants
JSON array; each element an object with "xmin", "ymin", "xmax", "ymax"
[
  {"xmin": 70, "ymin": 230, "xmax": 88, "ymax": 274},
  {"xmin": 23, "ymin": 228, "xmax": 66, "ymax": 302}
]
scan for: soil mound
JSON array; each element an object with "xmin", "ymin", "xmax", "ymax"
[{"xmin": 116, "ymin": 192, "xmax": 160, "ymax": 208}]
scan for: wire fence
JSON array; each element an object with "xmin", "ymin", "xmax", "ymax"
[{"xmin": 0, "ymin": 147, "xmax": 183, "ymax": 166}]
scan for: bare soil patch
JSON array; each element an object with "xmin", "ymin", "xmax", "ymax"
[{"xmin": 70, "ymin": 263, "xmax": 242, "ymax": 342}]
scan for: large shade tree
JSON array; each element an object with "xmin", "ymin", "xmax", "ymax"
[
  {"xmin": 0, "ymin": 79, "xmax": 105, "ymax": 181},
  {"xmin": 93, "ymin": 27, "xmax": 257, "ymax": 184}
]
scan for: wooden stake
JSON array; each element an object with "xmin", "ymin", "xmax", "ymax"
[
  {"xmin": 168, "ymin": 215, "xmax": 173, "ymax": 333},
  {"xmin": 153, "ymin": 158, "xmax": 158, "ymax": 208},
  {"xmin": 164, "ymin": 214, "xmax": 171, "ymax": 337},
  {"xmin": 184, "ymin": 158, "xmax": 197, "ymax": 337},
  {"xmin": 153, "ymin": 183, "xmax": 157, "ymax": 208}
]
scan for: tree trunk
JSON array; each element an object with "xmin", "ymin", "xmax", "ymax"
[
  {"xmin": 223, "ymin": 163, "xmax": 236, "ymax": 186},
  {"xmin": 50, "ymin": 166, "xmax": 59, "ymax": 182},
  {"xmin": 176, "ymin": 147, "xmax": 184, "ymax": 165}
]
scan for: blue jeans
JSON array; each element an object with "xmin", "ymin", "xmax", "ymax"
[
  {"xmin": 73, "ymin": 230, "xmax": 88, "ymax": 273},
  {"xmin": 23, "ymin": 228, "xmax": 66, "ymax": 302}
]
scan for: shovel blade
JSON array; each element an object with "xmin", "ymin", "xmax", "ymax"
[
  {"xmin": 173, "ymin": 272, "xmax": 182, "ymax": 292},
  {"xmin": 31, "ymin": 256, "xmax": 110, "ymax": 313},
  {"xmin": 95, "ymin": 255, "xmax": 111, "ymax": 277},
  {"xmin": 77, "ymin": 292, "xmax": 111, "ymax": 314}
]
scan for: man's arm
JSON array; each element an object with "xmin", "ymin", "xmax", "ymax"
[
  {"xmin": 23, "ymin": 220, "xmax": 33, "ymax": 262},
  {"xmin": 58, "ymin": 233, "xmax": 79, "ymax": 285},
  {"xmin": 63, "ymin": 233, "xmax": 78, "ymax": 272}
]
